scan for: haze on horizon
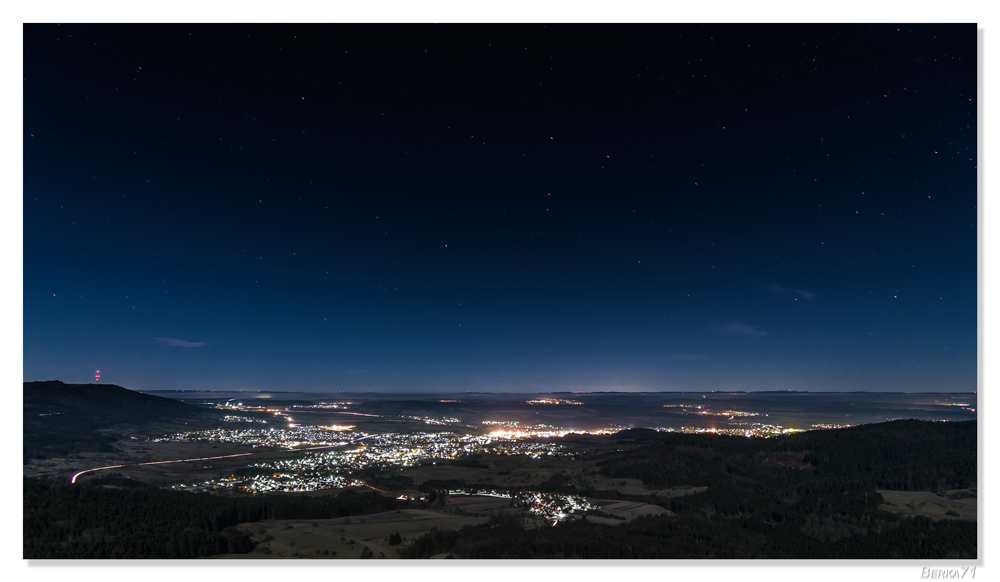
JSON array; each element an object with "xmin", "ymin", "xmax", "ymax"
[{"xmin": 23, "ymin": 24, "xmax": 977, "ymax": 394}]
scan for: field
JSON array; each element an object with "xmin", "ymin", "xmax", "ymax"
[
  {"xmin": 208, "ymin": 493, "xmax": 671, "ymax": 559},
  {"xmin": 25, "ymin": 438, "xmax": 289, "ymax": 486},
  {"xmin": 578, "ymin": 473, "xmax": 708, "ymax": 498},
  {"xmin": 399, "ymin": 455, "xmax": 579, "ymax": 489},
  {"xmin": 279, "ymin": 412, "xmax": 479, "ymax": 436},
  {"xmin": 210, "ymin": 509, "xmax": 487, "ymax": 559},
  {"xmin": 585, "ymin": 498, "xmax": 673, "ymax": 525},
  {"xmin": 445, "ymin": 494, "xmax": 516, "ymax": 513},
  {"xmin": 877, "ymin": 489, "xmax": 977, "ymax": 521},
  {"xmin": 396, "ymin": 449, "xmax": 712, "ymax": 505}
]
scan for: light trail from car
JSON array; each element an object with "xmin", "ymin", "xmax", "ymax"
[
  {"xmin": 70, "ymin": 452, "xmax": 255, "ymax": 483},
  {"xmin": 70, "ymin": 434, "xmax": 376, "ymax": 483}
]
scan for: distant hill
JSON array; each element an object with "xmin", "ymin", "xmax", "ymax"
[
  {"xmin": 24, "ymin": 381, "xmax": 200, "ymax": 420},
  {"xmin": 23, "ymin": 381, "xmax": 220, "ymax": 462}
]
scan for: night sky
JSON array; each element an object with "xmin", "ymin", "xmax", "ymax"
[{"xmin": 22, "ymin": 23, "xmax": 978, "ymax": 393}]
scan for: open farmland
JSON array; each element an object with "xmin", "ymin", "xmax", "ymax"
[
  {"xmin": 211, "ymin": 509, "xmax": 487, "ymax": 559},
  {"xmin": 25, "ymin": 439, "xmax": 270, "ymax": 482},
  {"xmin": 588, "ymin": 499, "xmax": 672, "ymax": 522},
  {"xmin": 877, "ymin": 489, "xmax": 977, "ymax": 521},
  {"xmin": 445, "ymin": 494, "xmax": 515, "ymax": 514},
  {"xmin": 578, "ymin": 473, "xmax": 708, "ymax": 498}
]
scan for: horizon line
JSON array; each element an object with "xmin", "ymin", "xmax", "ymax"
[{"xmin": 22, "ymin": 381, "xmax": 977, "ymax": 395}]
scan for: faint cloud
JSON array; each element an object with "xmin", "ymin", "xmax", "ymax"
[
  {"xmin": 721, "ymin": 323, "xmax": 767, "ymax": 337},
  {"xmin": 154, "ymin": 337, "xmax": 208, "ymax": 348},
  {"xmin": 766, "ymin": 284, "xmax": 785, "ymax": 294},
  {"xmin": 792, "ymin": 288, "xmax": 818, "ymax": 300}
]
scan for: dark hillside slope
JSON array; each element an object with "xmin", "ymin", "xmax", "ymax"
[
  {"xmin": 23, "ymin": 381, "xmax": 220, "ymax": 461},
  {"xmin": 23, "ymin": 477, "xmax": 410, "ymax": 558},
  {"xmin": 402, "ymin": 420, "xmax": 977, "ymax": 559},
  {"xmin": 24, "ymin": 381, "xmax": 198, "ymax": 420},
  {"xmin": 603, "ymin": 420, "xmax": 976, "ymax": 490}
]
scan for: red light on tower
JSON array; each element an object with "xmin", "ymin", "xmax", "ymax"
[{"xmin": 95, "ymin": 370, "xmax": 100, "ymax": 383}]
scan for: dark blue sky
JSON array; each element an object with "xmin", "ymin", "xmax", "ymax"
[{"xmin": 22, "ymin": 23, "xmax": 977, "ymax": 392}]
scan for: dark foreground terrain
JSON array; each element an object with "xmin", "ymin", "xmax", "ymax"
[
  {"xmin": 396, "ymin": 420, "xmax": 977, "ymax": 559},
  {"xmin": 23, "ymin": 381, "xmax": 232, "ymax": 464},
  {"xmin": 24, "ymin": 418, "xmax": 976, "ymax": 559}
]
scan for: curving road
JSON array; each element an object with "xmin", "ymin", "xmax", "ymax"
[
  {"xmin": 70, "ymin": 452, "xmax": 255, "ymax": 483},
  {"xmin": 69, "ymin": 434, "xmax": 376, "ymax": 483}
]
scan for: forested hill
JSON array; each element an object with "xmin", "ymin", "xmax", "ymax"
[
  {"xmin": 401, "ymin": 420, "xmax": 977, "ymax": 559},
  {"xmin": 23, "ymin": 381, "xmax": 221, "ymax": 462},
  {"xmin": 604, "ymin": 419, "xmax": 977, "ymax": 491},
  {"xmin": 24, "ymin": 478, "xmax": 410, "ymax": 559},
  {"xmin": 24, "ymin": 380, "xmax": 199, "ymax": 420}
]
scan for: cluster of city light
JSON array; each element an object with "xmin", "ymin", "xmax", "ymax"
[
  {"xmin": 485, "ymin": 423, "xmax": 618, "ymax": 439},
  {"xmin": 810, "ymin": 423, "xmax": 857, "ymax": 430},
  {"xmin": 444, "ymin": 489, "xmax": 597, "ymax": 522},
  {"xmin": 153, "ymin": 426, "xmax": 360, "ymax": 449},
  {"xmin": 656, "ymin": 423, "xmax": 805, "ymax": 438},
  {"xmin": 222, "ymin": 415, "xmax": 268, "ymax": 424},
  {"xmin": 580, "ymin": 428, "xmax": 623, "ymax": 435},
  {"xmin": 169, "ymin": 430, "xmax": 572, "ymax": 494},
  {"xmin": 244, "ymin": 472, "xmax": 368, "ymax": 493},
  {"xmin": 404, "ymin": 415, "xmax": 462, "ymax": 425},
  {"xmin": 173, "ymin": 472, "xmax": 366, "ymax": 494},
  {"xmin": 291, "ymin": 402, "xmax": 353, "ymax": 409},
  {"xmin": 688, "ymin": 409, "xmax": 761, "ymax": 418},
  {"xmin": 525, "ymin": 398, "xmax": 583, "ymax": 405},
  {"xmin": 487, "ymin": 428, "xmax": 566, "ymax": 439},
  {"xmin": 217, "ymin": 402, "xmax": 288, "ymax": 414},
  {"xmin": 513, "ymin": 491, "xmax": 598, "ymax": 522},
  {"xmin": 448, "ymin": 488, "xmax": 513, "ymax": 499}
]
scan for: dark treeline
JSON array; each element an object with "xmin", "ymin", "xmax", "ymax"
[
  {"xmin": 400, "ymin": 420, "xmax": 977, "ymax": 559},
  {"xmin": 401, "ymin": 509, "xmax": 976, "ymax": 559},
  {"xmin": 24, "ymin": 478, "xmax": 410, "ymax": 559},
  {"xmin": 599, "ymin": 419, "xmax": 976, "ymax": 490}
]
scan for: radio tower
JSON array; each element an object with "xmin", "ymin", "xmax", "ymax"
[{"xmin": 95, "ymin": 369, "xmax": 100, "ymax": 383}]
